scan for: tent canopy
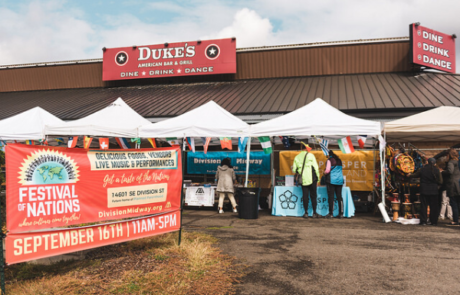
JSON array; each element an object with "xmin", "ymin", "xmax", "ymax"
[
  {"xmin": 139, "ymin": 101, "xmax": 250, "ymax": 138},
  {"xmin": 0, "ymin": 107, "xmax": 64, "ymax": 140},
  {"xmin": 250, "ymin": 98, "xmax": 381, "ymax": 137},
  {"xmin": 45, "ymin": 98, "xmax": 151, "ymax": 137},
  {"xmin": 385, "ymin": 106, "xmax": 460, "ymax": 141}
]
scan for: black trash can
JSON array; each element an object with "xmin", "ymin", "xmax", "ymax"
[{"xmin": 236, "ymin": 188, "xmax": 260, "ymax": 219}]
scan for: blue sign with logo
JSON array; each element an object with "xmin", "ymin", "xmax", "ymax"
[{"xmin": 187, "ymin": 151, "xmax": 270, "ymax": 175}]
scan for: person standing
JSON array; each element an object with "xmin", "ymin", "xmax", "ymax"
[
  {"xmin": 438, "ymin": 162, "xmax": 452, "ymax": 221},
  {"xmin": 216, "ymin": 158, "xmax": 238, "ymax": 214},
  {"xmin": 444, "ymin": 149, "xmax": 460, "ymax": 226},
  {"xmin": 292, "ymin": 142, "xmax": 320, "ymax": 218},
  {"xmin": 323, "ymin": 150, "xmax": 344, "ymax": 219},
  {"xmin": 410, "ymin": 158, "xmax": 442, "ymax": 226}
]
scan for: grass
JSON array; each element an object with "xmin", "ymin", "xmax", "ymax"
[{"xmin": 4, "ymin": 231, "xmax": 246, "ymax": 295}]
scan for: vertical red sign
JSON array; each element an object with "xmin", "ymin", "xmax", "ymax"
[
  {"xmin": 102, "ymin": 38, "xmax": 237, "ymax": 81},
  {"xmin": 411, "ymin": 23, "xmax": 456, "ymax": 73}
]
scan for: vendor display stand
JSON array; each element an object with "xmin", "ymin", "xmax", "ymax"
[
  {"xmin": 184, "ymin": 186, "xmax": 216, "ymax": 207},
  {"xmin": 272, "ymin": 186, "xmax": 355, "ymax": 218}
]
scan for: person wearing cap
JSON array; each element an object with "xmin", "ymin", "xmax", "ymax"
[
  {"xmin": 409, "ymin": 158, "xmax": 443, "ymax": 226},
  {"xmin": 292, "ymin": 142, "xmax": 320, "ymax": 218},
  {"xmin": 323, "ymin": 150, "xmax": 344, "ymax": 219}
]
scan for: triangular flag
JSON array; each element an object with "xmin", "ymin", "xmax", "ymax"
[
  {"xmin": 201, "ymin": 137, "xmax": 211, "ymax": 154},
  {"xmin": 338, "ymin": 136, "xmax": 355, "ymax": 154},
  {"xmin": 84, "ymin": 136, "xmax": 93, "ymax": 149},
  {"xmin": 186, "ymin": 137, "xmax": 195, "ymax": 152},
  {"xmin": 25, "ymin": 140, "xmax": 34, "ymax": 145},
  {"xmin": 238, "ymin": 137, "xmax": 248, "ymax": 153},
  {"xmin": 39, "ymin": 139, "xmax": 48, "ymax": 146},
  {"xmin": 258, "ymin": 136, "xmax": 272, "ymax": 154},
  {"xmin": 166, "ymin": 137, "xmax": 180, "ymax": 147},
  {"xmin": 279, "ymin": 136, "xmax": 290, "ymax": 148},
  {"xmin": 316, "ymin": 138, "xmax": 329, "ymax": 156},
  {"xmin": 116, "ymin": 138, "xmax": 131, "ymax": 149},
  {"xmin": 357, "ymin": 135, "xmax": 367, "ymax": 149},
  {"xmin": 68, "ymin": 136, "xmax": 78, "ymax": 148},
  {"xmin": 55, "ymin": 138, "xmax": 65, "ymax": 146},
  {"xmin": 148, "ymin": 138, "xmax": 157, "ymax": 148},
  {"xmin": 219, "ymin": 137, "xmax": 232, "ymax": 150},
  {"xmin": 99, "ymin": 138, "xmax": 109, "ymax": 150}
]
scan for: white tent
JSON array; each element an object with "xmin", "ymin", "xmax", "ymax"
[
  {"xmin": 45, "ymin": 98, "xmax": 151, "ymax": 137},
  {"xmin": 250, "ymin": 98, "xmax": 381, "ymax": 137},
  {"xmin": 138, "ymin": 100, "xmax": 250, "ymax": 138},
  {"xmin": 385, "ymin": 106, "xmax": 460, "ymax": 141},
  {"xmin": 0, "ymin": 107, "xmax": 64, "ymax": 141}
]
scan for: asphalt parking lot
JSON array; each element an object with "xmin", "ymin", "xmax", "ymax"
[{"xmin": 182, "ymin": 209, "xmax": 460, "ymax": 295}]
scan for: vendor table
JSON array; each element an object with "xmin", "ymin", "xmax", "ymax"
[
  {"xmin": 272, "ymin": 186, "xmax": 355, "ymax": 218},
  {"xmin": 185, "ymin": 186, "xmax": 215, "ymax": 206}
]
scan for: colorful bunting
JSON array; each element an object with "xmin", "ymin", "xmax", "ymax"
[
  {"xmin": 83, "ymin": 136, "xmax": 93, "ymax": 149},
  {"xmin": 279, "ymin": 136, "xmax": 290, "ymax": 148},
  {"xmin": 219, "ymin": 137, "xmax": 232, "ymax": 150},
  {"xmin": 186, "ymin": 137, "xmax": 195, "ymax": 152},
  {"xmin": 99, "ymin": 138, "xmax": 109, "ymax": 150},
  {"xmin": 357, "ymin": 135, "xmax": 367, "ymax": 149},
  {"xmin": 258, "ymin": 136, "xmax": 272, "ymax": 154},
  {"xmin": 55, "ymin": 138, "xmax": 65, "ymax": 146},
  {"xmin": 116, "ymin": 138, "xmax": 131, "ymax": 149},
  {"xmin": 166, "ymin": 137, "xmax": 180, "ymax": 147},
  {"xmin": 338, "ymin": 136, "xmax": 355, "ymax": 154},
  {"xmin": 317, "ymin": 138, "xmax": 329, "ymax": 156},
  {"xmin": 68, "ymin": 136, "xmax": 78, "ymax": 148},
  {"xmin": 238, "ymin": 137, "xmax": 248, "ymax": 153},
  {"xmin": 25, "ymin": 140, "xmax": 34, "ymax": 145},
  {"xmin": 148, "ymin": 138, "xmax": 157, "ymax": 148},
  {"xmin": 201, "ymin": 137, "xmax": 211, "ymax": 154}
]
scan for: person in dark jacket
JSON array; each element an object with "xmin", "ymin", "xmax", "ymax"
[
  {"xmin": 323, "ymin": 150, "xmax": 344, "ymax": 219},
  {"xmin": 410, "ymin": 158, "xmax": 442, "ymax": 225},
  {"xmin": 444, "ymin": 148, "xmax": 460, "ymax": 226}
]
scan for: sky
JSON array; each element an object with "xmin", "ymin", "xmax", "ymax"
[{"xmin": 0, "ymin": 0, "xmax": 459, "ymax": 72}]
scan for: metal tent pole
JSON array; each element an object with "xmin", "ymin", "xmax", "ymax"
[
  {"xmin": 178, "ymin": 138, "xmax": 186, "ymax": 246},
  {"xmin": 245, "ymin": 137, "xmax": 252, "ymax": 187}
]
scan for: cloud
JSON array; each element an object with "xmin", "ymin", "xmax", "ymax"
[
  {"xmin": 0, "ymin": 1, "xmax": 94, "ymax": 64},
  {"xmin": 203, "ymin": 8, "xmax": 273, "ymax": 47},
  {"xmin": 0, "ymin": 0, "xmax": 459, "ymax": 72}
]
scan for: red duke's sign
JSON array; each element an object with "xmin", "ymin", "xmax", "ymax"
[
  {"xmin": 410, "ymin": 23, "xmax": 456, "ymax": 73},
  {"xmin": 102, "ymin": 38, "xmax": 236, "ymax": 81}
]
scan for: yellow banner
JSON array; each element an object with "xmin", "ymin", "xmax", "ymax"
[{"xmin": 279, "ymin": 151, "xmax": 376, "ymax": 191}]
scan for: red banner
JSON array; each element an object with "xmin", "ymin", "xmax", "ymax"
[
  {"xmin": 102, "ymin": 38, "xmax": 236, "ymax": 81},
  {"xmin": 6, "ymin": 210, "xmax": 180, "ymax": 265},
  {"xmin": 6, "ymin": 144, "xmax": 182, "ymax": 233},
  {"xmin": 411, "ymin": 23, "xmax": 456, "ymax": 73}
]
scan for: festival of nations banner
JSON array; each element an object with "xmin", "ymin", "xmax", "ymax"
[
  {"xmin": 6, "ymin": 144, "xmax": 182, "ymax": 233},
  {"xmin": 5, "ymin": 144, "xmax": 182, "ymax": 264},
  {"xmin": 187, "ymin": 151, "xmax": 270, "ymax": 175}
]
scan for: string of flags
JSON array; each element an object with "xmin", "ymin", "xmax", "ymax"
[{"xmin": 0, "ymin": 135, "xmax": 373, "ymax": 154}]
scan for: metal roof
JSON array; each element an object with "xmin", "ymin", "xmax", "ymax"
[
  {"xmin": 0, "ymin": 72, "xmax": 458, "ymax": 121},
  {"xmin": 0, "ymin": 37, "xmax": 409, "ymax": 69}
]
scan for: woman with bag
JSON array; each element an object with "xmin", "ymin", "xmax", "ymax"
[
  {"xmin": 292, "ymin": 142, "xmax": 320, "ymax": 219},
  {"xmin": 323, "ymin": 150, "xmax": 344, "ymax": 219},
  {"xmin": 216, "ymin": 157, "xmax": 238, "ymax": 214}
]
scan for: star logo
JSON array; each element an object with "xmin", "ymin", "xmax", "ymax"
[
  {"xmin": 205, "ymin": 44, "xmax": 220, "ymax": 60},
  {"xmin": 115, "ymin": 51, "xmax": 128, "ymax": 66}
]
